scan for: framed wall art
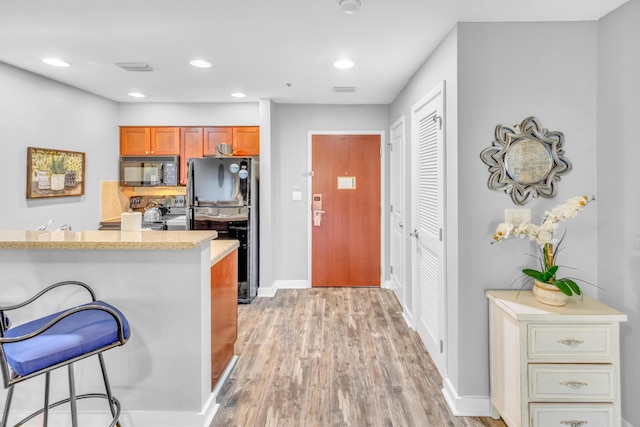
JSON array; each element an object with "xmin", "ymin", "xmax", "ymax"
[{"xmin": 27, "ymin": 147, "xmax": 85, "ymax": 199}]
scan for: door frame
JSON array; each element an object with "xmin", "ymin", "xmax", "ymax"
[
  {"xmin": 307, "ymin": 131, "xmax": 386, "ymax": 287},
  {"xmin": 389, "ymin": 117, "xmax": 408, "ymax": 316}
]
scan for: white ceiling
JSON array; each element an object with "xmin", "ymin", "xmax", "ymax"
[{"xmin": 0, "ymin": 0, "xmax": 627, "ymax": 104}]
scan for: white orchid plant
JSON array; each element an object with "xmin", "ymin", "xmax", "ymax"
[{"xmin": 492, "ymin": 195, "xmax": 595, "ymax": 296}]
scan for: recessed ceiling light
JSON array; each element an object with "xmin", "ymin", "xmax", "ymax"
[
  {"xmin": 231, "ymin": 92, "xmax": 247, "ymax": 98},
  {"xmin": 42, "ymin": 58, "xmax": 70, "ymax": 67},
  {"xmin": 333, "ymin": 59, "xmax": 354, "ymax": 69},
  {"xmin": 128, "ymin": 92, "xmax": 146, "ymax": 98},
  {"xmin": 337, "ymin": 0, "xmax": 362, "ymax": 14},
  {"xmin": 190, "ymin": 59, "xmax": 211, "ymax": 68}
]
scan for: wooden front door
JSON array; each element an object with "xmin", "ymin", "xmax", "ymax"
[{"xmin": 311, "ymin": 134, "xmax": 381, "ymax": 287}]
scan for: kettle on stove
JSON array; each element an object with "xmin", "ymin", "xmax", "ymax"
[{"xmin": 143, "ymin": 201, "xmax": 161, "ymax": 222}]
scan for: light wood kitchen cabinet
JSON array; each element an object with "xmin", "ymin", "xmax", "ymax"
[
  {"xmin": 486, "ymin": 290, "xmax": 627, "ymax": 427},
  {"xmin": 203, "ymin": 127, "xmax": 234, "ymax": 156},
  {"xmin": 210, "ymin": 248, "xmax": 238, "ymax": 389},
  {"xmin": 120, "ymin": 127, "xmax": 150, "ymax": 155},
  {"xmin": 180, "ymin": 127, "xmax": 204, "ymax": 185},
  {"xmin": 232, "ymin": 126, "xmax": 260, "ymax": 156},
  {"xmin": 202, "ymin": 126, "xmax": 259, "ymax": 157},
  {"xmin": 120, "ymin": 126, "xmax": 180, "ymax": 156}
]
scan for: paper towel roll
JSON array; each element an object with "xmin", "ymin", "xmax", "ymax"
[{"xmin": 121, "ymin": 212, "xmax": 142, "ymax": 231}]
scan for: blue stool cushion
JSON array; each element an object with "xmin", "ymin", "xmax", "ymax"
[{"xmin": 2, "ymin": 301, "xmax": 130, "ymax": 377}]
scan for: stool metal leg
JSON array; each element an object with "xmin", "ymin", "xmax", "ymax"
[
  {"xmin": 43, "ymin": 372, "xmax": 51, "ymax": 426},
  {"xmin": 2, "ymin": 384, "xmax": 14, "ymax": 427},
  {"xmin": 68, "ymin": 363, "xmax": 78, "ymax": 427},
  {"xmin": 97, "ymin": 353, "xmax": 121, "ymax": 427}
]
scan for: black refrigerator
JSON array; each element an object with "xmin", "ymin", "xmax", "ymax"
[{"xmin": 186, "ymin": 157, "xmax": 259, "ymax": 303}]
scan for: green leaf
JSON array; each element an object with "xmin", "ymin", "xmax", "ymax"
[
  {"xmin": 552, "ymin": 280, "xmax": 573, "ymax": 296},
  {"xmin": 522, "ymin": 269, "xmax": 545, "ymax": 281},
  {"xmin": 542, "ymin": 265, "xmax": 559, "ymax": 282},
  {"xmin": 563, "ymin": 278, "xmax": 581, "ymax": 296}
]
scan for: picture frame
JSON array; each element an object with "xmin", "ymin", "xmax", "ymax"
[
  {"xmin": 27, "ymin": 147, "xmax": 86, "ymax": 199},
  {"xmin": 479, "ymin": 117, "xmax": 572, "ymax": 206}
]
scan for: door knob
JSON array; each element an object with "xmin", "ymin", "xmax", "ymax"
[
  {"xmin": 410, "ymin": 229, "xmax": 419, "ymax": 238},
  {"xmin": 399, "ymin": 222, "xmax": 404, "ymax": 228}
]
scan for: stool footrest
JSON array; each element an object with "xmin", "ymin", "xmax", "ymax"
[{"xmin": 14, "ymin": 393, "xmax": 121, "ymax": 427}]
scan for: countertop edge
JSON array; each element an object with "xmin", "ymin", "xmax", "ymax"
[
  {"xmin": 210, "ymin": 240, "xmax": 240, "ymax": 266},
  {"xmin": 0, "ymin": 230, "xmax": 218, "ymax": 250}
]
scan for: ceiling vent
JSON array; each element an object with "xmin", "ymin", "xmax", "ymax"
[
  {"xmin": 333, "ymin": 86, "xmax": 357, "ymax": 93},
  {"xmin": 115, "ymin": 63, "xmax": 154, "ymax": 72}
]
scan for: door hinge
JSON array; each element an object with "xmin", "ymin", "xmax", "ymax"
[
  {"xmin": 390, "ymin": 204, "xmax": 393, "ymax": 213},
  {"xmin": 390, "ymin": 265, "xmax": 394, "ymax": 275},
  {"xmin": 439, "ymin": 228, "xmax": 443, "ymax": 241},
  {"xmin": 440, "ymin": 340, "xmax": 444, "ymax": 353}
]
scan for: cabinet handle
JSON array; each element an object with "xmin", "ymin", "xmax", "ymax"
[
  {"xmin": 557, "ymin": 338, "xmax": 584, "ymax": 347},
  {"xmin": 560, "ymin": 421, "xmax": 588, "ymax": 427},
  {"xmin": 559, "ymin": 381, "xmax": 588, "ymax": 389}
]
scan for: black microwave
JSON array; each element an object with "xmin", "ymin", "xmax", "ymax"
[{"xmin": 119, "ymin": 156, "xmax": 179, "ymax": 186}]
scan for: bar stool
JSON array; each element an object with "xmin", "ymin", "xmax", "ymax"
[{"xmin": 0, "ymin": 281, "xmax": 130, "ymax": 426}]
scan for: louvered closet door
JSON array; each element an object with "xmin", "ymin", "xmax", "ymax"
[{"xmin": 411, "ymin": 82, "xmax": 446, "ymax": 375}]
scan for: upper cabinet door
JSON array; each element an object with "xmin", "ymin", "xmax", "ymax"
[
  {"xmin": 203, "ymin": 127, "xmax": 233, "ymax": 156},
  {"xmin": 180, "ymin": 127, "xmax": 204, "ymax": 185},
  {"xmin": 120, "ymin": 127, "xmax": 151, "ymax": 155},
  {"xmin": 150, "ymin": 127, "xmax": 180, "ymax": 155},
  {"xmin": 232, "ymin": 126, "xmax": 260, "ymax": 156}
]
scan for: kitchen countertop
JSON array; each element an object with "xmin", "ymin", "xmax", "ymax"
[
  {"xmin": 211, "ymin": 239, "xmax": 240, "ymax": 265},
  {"xmin": 0, "ymin": 230, "xmax": 218, "ymax": 250}
]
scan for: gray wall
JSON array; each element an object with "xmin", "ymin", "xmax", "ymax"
[
  {"xmin": 389, "ymin": 26, "xmax": 460, "ymax": 382},
  {"xmin": 0, "ymin": 62, "xmax": 118, "ymax": 230},
  {"xmin": 457, "ymin": 21, "xmax": 598, "ymax": 396},
  {"xmin": 598, "ymin": 1, "xmax": 640, "ymax": 425},
  {"xmin": 117, "ymin": 102, "xmax": 259, "ymax": 126},
  {"xmin": 270, "ymin": 104, "xmax": 389, "ymax": 284},
  {"xmin": 390, "ymin": 20, "xmax": 600, "ymax": 404}
]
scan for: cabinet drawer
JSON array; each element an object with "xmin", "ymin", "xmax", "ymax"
[
  {"xmin": 529, "ymin": 364, "xmax": 616, "ymax": 401},
  {"xmin": 530, "ymin": 403, "xmax": 614, "ymax": 427},
  {"xmin": 528, "ymin": 324, "xmax": 614, "ymax": 361}
]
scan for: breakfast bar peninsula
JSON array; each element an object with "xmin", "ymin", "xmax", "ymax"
[{"xmin": 0, "ymin": 230, "xmax": 239, "ymax": 427}]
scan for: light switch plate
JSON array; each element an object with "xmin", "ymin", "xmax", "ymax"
[
  {"xmin": 292, "ymin": 191, "xmax": 302, "ymax": 201},
  {"xmin": 505, "ymin": 208, "xmax": 530, "ymax": 225}
]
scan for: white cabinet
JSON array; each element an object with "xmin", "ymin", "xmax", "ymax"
[{"xmin": 486, "ymin": 290, "xmax": 627, "ymax": 427}]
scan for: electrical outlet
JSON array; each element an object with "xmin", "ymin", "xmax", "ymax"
[{"xmin": 505, "ymin": 208, "xmax": 530, "ymax": 226}]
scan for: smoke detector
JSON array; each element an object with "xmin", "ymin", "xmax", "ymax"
[{"xmin": 337, "ymin": 0, "xmax": 362, "ymax": 14}]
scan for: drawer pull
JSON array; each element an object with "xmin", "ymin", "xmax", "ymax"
[
  {"xmin": 557, "ymin": 338, "xmax": 585, "ymax": 346},
  {"xmin": 560, "ymin": 421, "xmax": 588, "ymax": 427},
  {"xmin": 559, "ymin": 381, "xmax": 588, "ymax": 389}
]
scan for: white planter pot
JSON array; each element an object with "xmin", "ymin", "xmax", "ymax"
[
  {"xmin": 50, "ymin": 174, "xmax": 65, "ymax": 191},
  {"xmin": 533, "ymin": 279, "xmax": 568, "ymax": 307}
]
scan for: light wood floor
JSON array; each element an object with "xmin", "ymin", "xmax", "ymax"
[{"xmin": 211, "ymin": 288, "xmax": 506, "ymax": 427}]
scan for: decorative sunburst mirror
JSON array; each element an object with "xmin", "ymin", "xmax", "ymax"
[{"xmin": 480, "ymin": 116, "xmax": 572, "ymax": 205}]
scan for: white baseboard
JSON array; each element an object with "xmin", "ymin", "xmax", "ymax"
[
  {"xmin": 381, "ymin": 279, "xmax": 391, "ymax": 289},
  {"xmin": 442, "ymin": 377, "xmax": 491, "ymax": 417},
  {"xmin": 622, "ymin": 418, "xmax": 634, "ymax": 427},
  {"xmin": 401, "ymin": 309, "xmax": 413, "ymax": 329},
  {"xmin": 273, "ymin": 279, "xmax": 309, "ymax": 289},
  {"xmin": 257, "ymin": 280, "xmax": 309, "ymax": 298},
  {"xmin": 3, "ymin": 397, "xmax": 219, "ymax": 427},
  {"xmin": 257, "ymin": 286, "xmax": 277, "ymax": 297}
]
